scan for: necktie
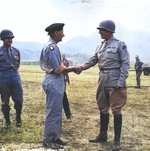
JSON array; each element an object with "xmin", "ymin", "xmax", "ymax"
[
  {"xmin": 8, "ymin": 48, "xmax": 11, "ymax": 58},
  {"xmin": 7, "ymin": 48, "xmax": 12, "ymax": 64}
]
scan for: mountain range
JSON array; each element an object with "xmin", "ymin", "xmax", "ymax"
[{"xmin": 2, "ymin": 23, "xmax": 149, "ymax": 65}]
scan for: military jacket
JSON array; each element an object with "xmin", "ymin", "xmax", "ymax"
[
  {"xmin": 0, "ymin": 46, "xmax": 20, "ymax": 70},
  {"xmin": 135, "ymin": 60, "xmax": 143, "ymax": 71},
  {"xmin": 84, "ymin": 36, "xmax": 130, "ymax": 87},
  {"xmin": 40, "ymin": 38, "xmax": 62, "ymax": 73}
]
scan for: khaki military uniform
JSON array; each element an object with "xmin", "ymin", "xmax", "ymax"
[{"xmin": 83, "ymin": 36, "xmax": 130, "ymax": 114}]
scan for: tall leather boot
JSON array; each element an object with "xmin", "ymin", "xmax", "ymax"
[
  {"xmin": 16, "ymin": 108, "xmax": 22, "ymax": 127},
  {"xmin": 2, "ymin": 105, "xmax": 11, "ymax": 129},
  {"xmin": 112, "ymin": 114, "xmax": 122, "ymax": 151},
  {"xmin": 89, "ymin": 112, "xmax": 109, "ymax": 142}
]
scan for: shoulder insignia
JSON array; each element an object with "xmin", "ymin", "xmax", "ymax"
[
  {"xmin": 50, "ymin": 46, "xmax": 54, "ymax": 51},
  {"xmin": 122, "ymin": 43, "xmax": 127, "ymax": 49}
]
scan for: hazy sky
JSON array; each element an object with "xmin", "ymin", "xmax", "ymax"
[{"xmin": 0, "ymin": 0, "xmax": 150, "ymax": 43}]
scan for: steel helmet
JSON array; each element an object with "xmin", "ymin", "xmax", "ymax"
[
  {"xmin": 97, "ymin": 20, "xmax": 116, "ymax": 33},
  {"xmin": 0, "ymin": 29, "xmax": 15, "ymax": 40}
]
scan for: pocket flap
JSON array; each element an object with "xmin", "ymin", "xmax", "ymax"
[{"xmin": 106, "ymin": 48, "xmax": 117, "ymax": 53}]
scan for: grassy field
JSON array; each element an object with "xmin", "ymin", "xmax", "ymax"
[{"xmin": 0, "ymin": 65, "xmax": 150, "ymax": 151}]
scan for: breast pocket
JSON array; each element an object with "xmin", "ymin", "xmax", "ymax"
[
  {"xmin": 13, "ymin": 53, "xmax": 19, "ymax": 60},
  {"xmin": 106, "ymin": 48, "xmax": 117, "ymax": 59}
]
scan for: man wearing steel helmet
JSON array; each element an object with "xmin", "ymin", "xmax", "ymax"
[
  {"xmin": 40, "ymin": 23, "xmax": 80, "ymax": 149},
  {"xmin": 0, "ymin": 29, "xmax": 23, "ymax": 129},
  {"xmin": 76, "ymin": 20, "xmax": 130, "ymax": 150}
]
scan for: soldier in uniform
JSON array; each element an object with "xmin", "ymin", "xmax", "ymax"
[
  {"xmin": 134, "ymin": 55, "xmax": 143, "ymax": 88},
  {"xmin": 77, "ymin": 20, "xmax": 130, "ymax": 151},
  {"xmin": 0, "ymin": 29, "xmax": 23, "ymax": 129},
  {"xmin": 40, "ymin": 23, "xmax": 79, "ymax": 149}
]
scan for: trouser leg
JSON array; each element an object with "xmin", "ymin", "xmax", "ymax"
[
  {"xmin": 0, "ymin": 77, "xmax": 11, "ymax": 128},
  {"xmin": 42, "ymin": 74, "xmax": 64, "ymax": 143},
  {"xmin": 14, "ymin": 102, "xmax": 22, "ymax": 127},
  {"xmin": 1, "ymin": 104, "xmax": 11, "ymax": 124},
  {"xmin": 137, "ymin": 74, "xmax": 140, "ymax": 86},
  {"xmin": 13, "ymin": 96, "xmax": 22, "ymax": 125},
  {"xmin": 136, "ymin": 71, "xmax": 138, "ymax": 86},
  {"xmin": 136, "ymin": 70, "xmax": 142, "ymax": 87},
  {"xmin": 136, "ymin": 72, "xmax": 140, "ymax": 86},
  {"xmin": 89, "ymin": 72, "xmax": 110, "ymax": 143},
  {"xmin": 113, "ymin": 114, "xmax": 122, "ymax": 151},
  {"xmin": 16, "ymin": 108, "xmax": 22, "ymax": 125},
  {"xmin": 11, "ymin": 72, "xmax": 23, "ymax": 126}
]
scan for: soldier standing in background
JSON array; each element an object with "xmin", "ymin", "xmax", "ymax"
[
  {"xmin": 62, "ymin": 55, "xmax": 72, "ymax": 119},
  {"xmin": 135, "ymin": 55, "xmax": 143, "ymax": 88},
  {"xmin": 0, "ymin": 29, "xmax": 23, "ymax": 129},
  {"xmin": 62, "ymin": 55, "xmax": 70, "ymax": 85},
  {"xmin": 40, "ymin": 23, "xmax": 79, "ymax": 149},
  {"xmin": 76, "ymin": 20, "xmax": 130, "ymax": 151}
]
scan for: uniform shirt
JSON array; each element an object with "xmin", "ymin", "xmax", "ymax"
[
  {"xmin": 135, "ymin": 60, "xmax": 143, "ymax": 71},
  {"xmin": 84, "ymin": 36, "xmax": 130, "ymax": 87},
  {"xmin": 40, "ymin": 38, "xmax": 62, "ymax": 73},
  {"xmin": 0, "ymin": 46, "xmax": 20, "ymax": 71}
]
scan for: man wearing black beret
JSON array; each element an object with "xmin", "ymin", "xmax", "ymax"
[{"xmin": 40, "ymin": 23, "xmax": 79, "ymax": 149}]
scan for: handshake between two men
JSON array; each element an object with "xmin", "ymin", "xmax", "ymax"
[{"xmin": 63, "ymin": 64, "xmax": 85, "ymax": 75}]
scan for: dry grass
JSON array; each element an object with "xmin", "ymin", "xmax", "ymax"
[{"xmin": 0, "ymin": 65, "xmax": 150, "ymax": 151}]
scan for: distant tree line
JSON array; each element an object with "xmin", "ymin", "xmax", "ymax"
[{"xmin": 21, "ymin": 61, "xmax": 40, "ymax": 65}]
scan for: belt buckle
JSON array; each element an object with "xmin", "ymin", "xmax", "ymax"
[{"xmin": 102, "ymin": 70, "xmax": 109, "ymax": 74}]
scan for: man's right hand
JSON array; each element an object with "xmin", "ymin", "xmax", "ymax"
[{"xmin": 74, "ymin": 66, "xmax": 82, "ymax": 74}]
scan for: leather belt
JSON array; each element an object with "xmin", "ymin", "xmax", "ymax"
[
  {"xmin": 100, "ymin": 68, "xmax": 119, "ymax": 71},
  {"xmin": 100, "ymin": 68, "xmax": 119, "ymax": 74}
]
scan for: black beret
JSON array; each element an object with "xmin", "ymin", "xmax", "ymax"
[{"xmin": 45, "ymin": 23, "xmax": 65, "ymax": 34}]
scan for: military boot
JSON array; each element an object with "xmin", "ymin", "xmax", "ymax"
[
  {"xmin": 2, "ymin": 105, "xmax": 11, "ymax": 129},
  {"xmin": 135, "ymin": 86, "xmax": 140, "ymax": 88},
  {"xmin": 56, "ymin": 138, "xmax": 67, "ymax": 146},
  {"xmin": 43, "ymin": 141, "xmax": 64, "ymax": 149},
  {"xmin": 4, "ymin": 112, "xmax": 11, "ymax": 129},
  {"xmin": 89, "ymin": 112, "xmax": 109, "ymax": 143},
  {"xmin": 16, "ymin": 108, "xmax": 22, "ymax": 127},
  {"xmin": 112, "ymin": 114, "xmax": 122, "ymax": 151}
]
